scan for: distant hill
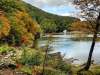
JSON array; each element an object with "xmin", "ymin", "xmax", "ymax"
[{"xmin": 22, "ymin": 1, "xmax": 80, "ymax": 32}]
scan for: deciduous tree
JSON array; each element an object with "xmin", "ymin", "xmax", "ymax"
[
  {"xmin": 70, "ymin": 0, "xmax": 100, "ymax": 71},
  {"xmin": 0, "ymin": 11, "xmax": 10, "ymax": 37}
]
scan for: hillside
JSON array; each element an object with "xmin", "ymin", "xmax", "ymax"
[
  {"xmin": 22, "ymin": 1, "xmax": 79, "ymax": 32},
  {"xmin": 0, "ymin": 0, "xmax": 40, "ymax": 46}
]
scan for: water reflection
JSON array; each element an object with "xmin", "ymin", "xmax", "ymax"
[{"xmin": 39, "ymin": 34, "xmax": 100, "ymax": 64}]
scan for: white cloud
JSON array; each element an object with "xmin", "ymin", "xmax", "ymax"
[
  {"xmin": 22, "ymin": 0, "xmax": 85, "ymax": 21},
  {"xmin": 61, "ymin": 13, "xmax": 73, "ymax": 16},
  {"xmin": 22, "ymin": 0, "xmax": 70, "ymax": 8}
]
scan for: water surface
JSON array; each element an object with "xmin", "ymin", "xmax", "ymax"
[{"xmin": 39, "ymin": 34, "xmax": 100, "ymax": 64}]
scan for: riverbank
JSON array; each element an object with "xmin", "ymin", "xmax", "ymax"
[{"xmin": 0, "ymin": 44, "xmax": 100, "ymax": 75}]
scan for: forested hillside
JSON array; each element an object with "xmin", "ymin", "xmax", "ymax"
[
  {"xmin": 22, "ymin": 2, "xmax": 79, "ymax": 32},
  {"xmin": 0, "ymin": 0, "xmax": 40, "ymax": 46}
]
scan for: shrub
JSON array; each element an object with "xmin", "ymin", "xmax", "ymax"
[
  {"xmin": 55, "ymin": 61, "xmax": 73, "ymax": 74},
  {"xmin": 0, "ymin": 45, "xmax": 8, "ymax": 55},
  {"xmin": 0, "ymin": 45, "xmax": 16, "ymax": 55},
  {"xmin": 21, "ymin": 66, "xmax": 33, "ymax": 75},
  {"xmin": 17, "ymin": 48, "xmax": 42, "ymax": 66},
  {"xmin": 8, "ymin": 47, "xmax": 16, "ymax": 53}
]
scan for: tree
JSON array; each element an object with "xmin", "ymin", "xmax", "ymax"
[
  {"xmin": 40, "ymin": 19, "xmax": 57, "ymax": 33},
  {"xmin": 0, "ymin": 11, "xmax": 10, "ymax": 38},
  {"xmin": 70, "ymin": 0, "xmax": 100, "ymax": 71}
]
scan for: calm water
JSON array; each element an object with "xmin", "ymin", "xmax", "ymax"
[{"xmin": 39, "ymin": 34, "xmax": 100, "ymax": 64}]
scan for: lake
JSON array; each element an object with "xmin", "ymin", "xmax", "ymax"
[{"xmin": 39, "ymin": 34, "xmax": 100, "ymax": 65}]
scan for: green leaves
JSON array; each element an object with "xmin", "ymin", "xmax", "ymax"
[
  {"xmin": 22, "ymin": 2, "xmax": 77, "ymax": 32},
  {"xmin": 40, "ymin": 19, "xmax": 57, "ymax": 33}
]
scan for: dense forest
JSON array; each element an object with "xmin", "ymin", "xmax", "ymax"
[
  {"xmin": 22, "ymin": 2, "xmax": 79, "ymax": 33},
  {"xmin": 0, "ymin": 0, "xmax": 79, "ymax": 46},
  {"xmin": 0, "ymin": 0, "xmax": 40, "ymax": 46}
]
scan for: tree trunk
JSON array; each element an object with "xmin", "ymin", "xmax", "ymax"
[
  {"xmin": 32, "ymin": 38, "xmax": 38, "ymax": 49},
  {"xmin": 78, "ymin": 13, "xmax": 100, "ymax": 72},
  {"xmin": 83, "ymin": 13, "xmax": 100, "ymax": 70},
  {"xmin": 42, "ymin": 41, "xmax": 49, "ymax": 75}
]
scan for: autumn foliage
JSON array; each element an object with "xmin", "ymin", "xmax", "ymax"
[
  {"xmin": 16, "ymin": 63, "xmax": 23, "ymax": 69},
  {"xmin": 69, "ymin": 21, "xmax": 95, "ymax": 34},
  {"xmin": 0, "ymin": 11, "xmax": 10, "ymax": 37},
  {"xmin": 0, "ymin": 0, "xmax": 40, "ymax": 45},
  {"xmin": 21, "ymin": 35, "xmax": 31, "ymax": 44}
]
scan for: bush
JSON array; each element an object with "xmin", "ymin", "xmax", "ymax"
[
  {"xmin": 0, "ymin": 45, "xmax": 8, "ymax": 55},
  {"xmin": 55, "ymin": 61, "xmax": 73, "ymax": 74},
  {"xmin": 0, "ymin": 45, "xmax": 16, "ymax": 55},
  {"xmin": 17, "ymin": 48, "xmax": 42, "ymax": 66},
  {"xmin": 21, "ymin": 66, "xmax": 33, "ymax": 75},
  {"xmin": 8, "ymin": 47, "xmax": 16, "ymax": 53}
]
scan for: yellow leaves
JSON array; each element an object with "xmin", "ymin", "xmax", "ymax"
[
  {"xmin": 2, "ymin": 31, "xmax": 9, "ymax": 36},
  {"xmin": 22, "ymin": 12, "xmax": 36, "ymax": 35},
  {"xmin": 34, "ymin": 24, "xmax": 40, "ymax": 34},
  {"xmin": 0, "ymin": 11, "xmax": 10, "ymax": 37},
  {"xmin": 9, "ymin": 9, "xmax": 36, "ymax": 44},
  {"xmin": 15, "ymin": 10, "xmax": 22, "ymax": 19},
  {"xmin": 69, "ymin": 21, "xmax": 96, "ymax": 41},
  {"xmin": 23, "ymin": 12, "xmax": 29, "ymax": 18},
  {"xmin": 18, "ymin": 20, "xmax": 25, "ymax": 27},
  {"xmin": 69, "ymin": 22, "xmax": 94, "ymax": 34},
  {"xmin": 0, "ymin": 2, "xmax": 39, "ymax": 44}
]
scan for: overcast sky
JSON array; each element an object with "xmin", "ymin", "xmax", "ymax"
[{"xmin": 22, "ymin": 0, "xmax": 78, "ymax": 16}]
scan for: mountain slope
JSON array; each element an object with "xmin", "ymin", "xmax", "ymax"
[
  {"xmin": 0, "ymin": 0, "xmax": 40, "ymax": 45},
  {"xmin": 22, "ymin": 1, "xmax": 79, "ymax": 32}
]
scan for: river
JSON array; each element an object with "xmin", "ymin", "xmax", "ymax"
[{"xmin": 39, "ymin": 34, "xmax": 100, "ymax": 65}]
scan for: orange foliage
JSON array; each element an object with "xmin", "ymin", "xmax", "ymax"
[
  {"xmin": 10, "ymin": 9, "xmax": 35, "ymax": 44},
  {"xmin": 0, "ymin": 11, "xmax": 10, "ymax": 37},
  {"xmin": 16, "ymin": 63, "xmax": 23, "ymax": 69},
  {"xmin": 22, "ymin": 12, "xmax": 36, "ymax": 35},
  {"xmin": 18, "ymin": 2, "xmax": 21, "ymax": 4},
  {"xmin": 33, "ymin": 70, "xmax": 39, "ymax": 75},
  {"xmin": 21, "ymin": 35, "xmax": 31, "ymax": 44},
  {"xmin": 16, "ymin": 10, "xmax": 22, "ymax": 19},
  {"xmin": 28, "ymin": 16, "xmax": 35, "ymax": 35},
  {"xmin": 69, "ymin": 22, "xmax": 94, "ymax": 34},
  {"xmin": 31, "ymin": 66, "xmax": 40, "ymax": 75}
]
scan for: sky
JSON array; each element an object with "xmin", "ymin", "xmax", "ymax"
[{"xmin": 22, "ymin": 0, "xmax": 78, "ymax": 16}]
